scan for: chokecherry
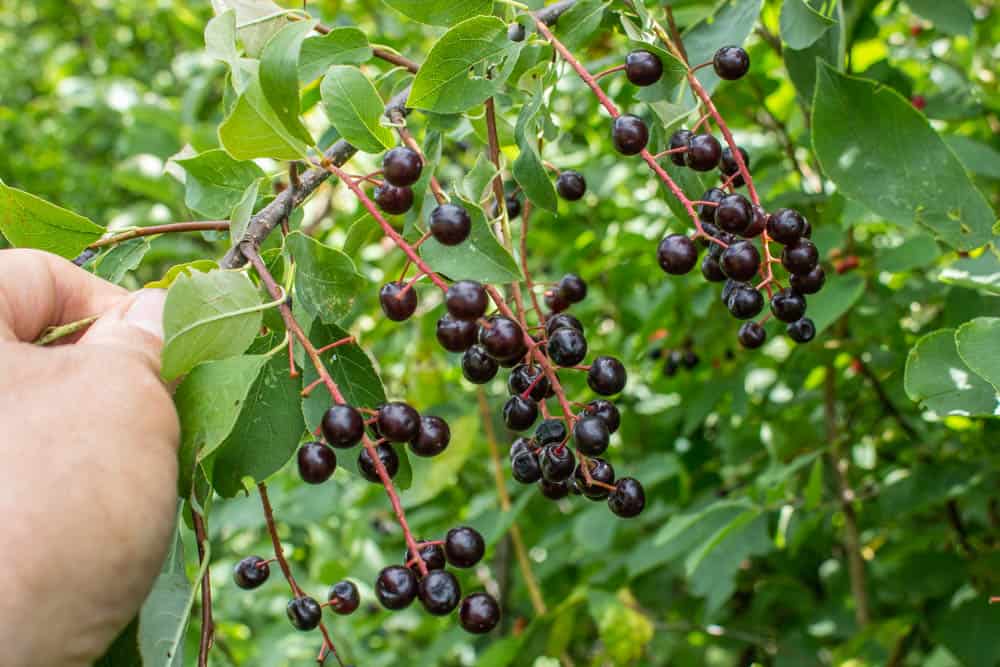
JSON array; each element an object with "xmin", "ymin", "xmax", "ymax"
[
  {"xmin": 459, "ymin": 593, "xmax": 501, "ymax": 634},
  {"xmin": 374, "ymin": 183, "xmax": 413, "ymax": 215},
  {"xmin": 701, "ymin": 254, "xmax": 727, "ymax": 282},
  {"xmin": 405, "ymin": 541, "xmax": 447, "ymax": 573},
  {"xmin": 535, "ymin": 418, "xmax": 568, "ymax": 445},
  {"xmin": 612, "ymin": 114, "xmax": 649, "ymax": 155},
  {"xmin": 444, "ymin": 526, "xmax": 485, "ymax": 568},
  {"xmin": 782, "ymin": 239, "xmax": 819, "ymax": 275},
  {"xmin": 669, "ymin": 129, "xmax": 693, "ymax": 167},
  {"xmin": 715, "ymin": 193, "xmax": 753, "ymax": 234},
  {"xmin": 234, "ymin": 556, "xmax": 270, "ymax": 590},
  {"xmin": 559, "ymin": 273, "xmax": 588, "ymax": 303},
  {"xmin": 508, "ymin": 364, "xmax": 551, "ymax": 402},
  {"xmin": 503, "ymin": 395, "xmax": 539, "ymax": 431},
  {"xmin": 625, "ymin": 49, "xmax": 663, "ymax": 86},
  {"xmin": 713, "ymin": 46, "xmax": 750, "ymax": 80},
  {"xmin": 574, "ymin": 415, "xmax": 610, "ymax": 456},
  {"xmin": 379, "ymin": 281, "xmax": 417, "ymax": 322},
  {"xmin": 358, "ymin": 443, "xmax": 400, "ymax": 482},
  {"xmin": 539, "ymin": 478, "xmax": 572, "ymax": 499},
  {"xmin": 547, "ymin": 327, "xmax": 588, "ymax": 367},
  {"xmin": 540, "ymin": 444, "xmax": 575, "ymax": 482},
  {"xmin": 430, "ymin": 203, "xmax": 472, "ymax": 246},
  {"xmin": 608, "ymin": 477, "xmax": 646, "ymax": 518},
  {"xmin": 685, "ymin": 134, "xmax": 722, "ymax": 171},
  {"xmin": 766, "ymin": 208, "xmax": 806, "ymax": 245},
  {"xmin": 790, "ymin": 265, "xmax": 826, "ymax": 294},
  {"xmin": 721, "ymin": 240, "xmax": 760, "ymax": 282},
  {"xmin": 744, "ymin": 205, "xmax": 767, "ymax": 238},
  {"xmin": 461, "ymin": 345, "xmax": 499, "ymax": 383},
  {"xmin": 382, "ymin": 147, "xmax": 422, "ymax": 187},
  {"xmin": 770, "ymin": 289, "xmax": 807, "ymax": 323},
  {"xmin": 436, "ymin": 314, "xmax": 479, "ymax": 352},
  {"xmin": 375, "ymin": 565, "xmax": 418, "ymax": 610},
  {"xmin": 545, "ymin": 312, "xmax": 583, "ymax": 336},
  {"xmin": 544, "ymin": 288, "xmax": 569, "ymax": 313},
  {"xmin": 418, "ymin": 570, "xmax": 461, "ymax": 616},
  {"xmin": 587, "ymin": 356, "xmax": 626, "ymax": 395},
  {"xmin": 377, "ymin": 402, "xmax": 421, "ymax": 442},
  {"xmin": 479, "ymin": 316, "xmax": 525, "ymax": 362},
  {"xmin": 698, "ymin": 187, "xmax": 726, "ymax": 222},
  {"xmin": 409, "ymin": 415, "xmax": 450, "ymax": 457},
  {"xmin": 321, "ymin": 404, "xmax": 365, "ymax": 448},
  {"xmin": 512, "ymin": 450, "xmax": 542, "ymax": 483},
  {"xmin": 738, "ymin": 321, "xmax": 767, "ymax": 349},
  {"xmin": 556, "ymin": 170, "xmax": 587, "ymax": 201},
  {"xmin": 719, "ymin": 146, "xmax": 749, "ymax": 187},
  {"xmin": 787, "ymin": 317, "xmax": 816, "ymax": 343},
  {"xmin": 286, "ymin": 597, "xmax": 322, "ymax": 631},
  {"xmin": 445, "ymin": 280, "xmax": 488, "ymax": 320},
  {"xmin": 328, "ymin": 580, "xmax": 360, "ymax": 615},
  {"xmin": 657, "ymin": 234, "xmax": 698, "ymax": 275},
  {"xmin": 727, "ymin": 283, "xmax": 765, "ymax": 319},
  {"xmin": 587, "ymin": 399, "xmax": 620, "ymax": 434},
  {"xmin": 508, "ymin": 22, "xmax": 526, "ymax": 42},
  {"xmin": 297, "ymin": 441, "xmax": 337, "ymax": 484},
  {"xmin": 574, "ymin": 458, "xmax": 615, "ymax": 500}
]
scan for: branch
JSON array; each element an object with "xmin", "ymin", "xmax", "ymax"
[
  {"xmin": 191, "ymin": 508, "xmax": 214, "ymax": 667},
  {"xmin": 88, "ymin": 221, "xmax": 231, "ymax": 249}
]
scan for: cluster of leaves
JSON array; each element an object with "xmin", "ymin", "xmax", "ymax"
[{"xmin": 2, "ymin": 0, "xmax": 1000, "ymax": 665}]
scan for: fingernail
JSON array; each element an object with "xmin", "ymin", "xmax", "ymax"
[{"xmin": 125, "ymin": 289, "xmax": 167, "ymax": 340}]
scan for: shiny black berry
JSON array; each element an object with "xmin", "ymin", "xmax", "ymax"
[
  {"xmin": 587, "ymin": 356, "xmax": 626, "ymax": 395},
  {"xmin": 234, "ymin": 556, "xmax": 270, "ymax": 590},
  {"xmin": 503, "ymin": 395, "xmax": 538, "ymax": 431},
  {"xmin": 545, "ymin": 312, "xmax": 583, "ymax": 336},
  {"xmin": 770, "ymin": 289, "xmax": 807, "ymax": 323},
  {"xmin": 508, "ymin": 22, "xmax": 526, "ymax": 42},
  {"xmin": 782, "ymin": 239, "xmax": 819, "ymax": 275},
  {"xmin": 556, "ymin": 170, "xmax": 586, "ymax": 201},
  {"xmin": 374, "ymin": 183, "xmax": 413, "ymax": 215},
  {"xmin": 544, "ymin": 288, "xmax": 569, "ymax": 313},
  {"xmin": 328, "ymin": 580, "xmax": 360, "ymax": 615},
  {"xmin": 409, "ymin": 415, "xmax": 450, "ymax": 457},
  {"xmin": 405, "ymin": 541, "xmax": 447, "ymax": 573},
  {"xmin": 701, "ymin": 254, "xmax": 727, "ymax": 282},
  {"xmin": 608, "ymin": 477, "xmax": 645, "ymax": 517},
  {"xmin": 657, "ymin": 234, "xmax": 698, "ymax": 275},
  {"xmin": 559, "ymin": 273, "xmax": 587, "ymax": 303},
  {"xmin": 445, "ymin": 526, "xmax": 485, "ymax": 568},
  {"xmin": 574, "ymin": 458, "xmax": 615, "ymax": 500},
  {"xmin": 379, "ymin": 281, "xmax": 417, "ymax": 322},
  {"xmin": 459, "ymin": 593, "xmax": 501, "ymax": 634},
  {"xmin": 462, "ymin": 345, "xmax": 499, "ymax": 383},
  {"xmin": 669, "ymin": 129, "xmax": 693, "ymax": 167},
  {"xmin": 682, "ymin": 349, "xmax": 699, "ymax": 369},
  {"xmin": 766, "ymin": 209, "xmax": 806, "ymax": 245},
  {"xmin": 436, "ymin": 314, "xmax": 478, "ymax": 352},
  {"xmin": 419, "ymin": 569, "xmax": 461, "ymax": 615},
  {"xmin": 297, "ymin": 441, "xmax": 337, "ymax": 484},
  {"xmin": 719, "ymin": 146, "xmax": 749, "ymax": 187},
  {"xmin": 574, "ymin": 415, "xmax": 610, "ymax": 456},
  {"xmin": 287, "ymin": 596, "xmax": 322, "ymax": 630},
  {"xmin": 612, "ymin": 114, "xmax": 649, "ymax": 155},
  {"xmin": 787, "ymin": 317, "xmax": 816, "ymax": 343},
  {"xmin": 721, "ymin": 240, "xmax": 760, "ymax": 282},
  {"xmin": 737, "ymin": 321, "xmax": 767, "ymax": 349},
  {"xmin": 744, "ymin": 205, "xmax": 766, "ymax": 238},
  {"xmin": 540, "ymin": 478, "xmax": 572, "ymax": 499},
  {"xmin": 685, "ymin": 134, "xmax": 722, "ymax": 171},
  {"xmin": 479, "ymin": 316, "xmax": 525, "ymax": 361},
  {"xmin": 535, "ymin": 418, "xmax": 568, "ymax": 445},
  {"xmin": 375, "ymin": 566, "xmax": 418, "ymax": 610},
  {"xmin": 382, "ymin": 147, "xmax": 422, "ymax": 187},
  {"xmin": 790, "ymin": 265, "xmax": 826, "ymax": 294},
  {"xmin": 699, "ymin": 187, "xmax": 726, "ymax": 222},
  {"xmin": 713, "ymin": 46, "xmax": 750, "ymax": 80},
  {"xmin": 321, "ymin": 404, "xmax": 365, "ymax": 448},
  {"xmin": 446, "ymin": 280, "xmax": 488, "ymax": 320},
  {"xmin": 727, "ymin": 284, "xmax": 765, "ymax": 319},
  {"xmin": 505, "ymin": 195, "xmax": 522, "ymax": 219},
  {"xmin": 358, "ymin": 443, "xmax": 399, "ymax": 482},
  {"xmin": 587, "ymin": 399, "xmax": 620, "ymax": 434},
  {"xmin": 512, "ymin": 450, "xmax": 542, "ymax": 483},
  {"xmin": 625, "ymin": 49, "xmax": 663, "ymax": 86},
  {"xmin": 715, "ymin": 193, "xmax": 753, "ymax": 234},
  {"xmin": 547, "ymin": 327, "xmax": 588, "ymax": 367},
  {"xmin": 510, "ymin": 436, "xmax": 534, "ymax": 458},
  {"xmin": 430, "ymin": 203, "xmax": 472, "ymax": 246},
  {"xmin": 377, "ymin": 402, "xmax": 421, "ymax": 442},
  {"xmin": 508, "ymin": 364, "xmax": 550, "ymax": 402},
  {"xmin": 540, "ymin": 444, "xmax": 575, "ymax": 482}
]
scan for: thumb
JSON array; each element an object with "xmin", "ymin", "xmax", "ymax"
[{"xmin": 77, "ymin": 289, "xmax": 168, "ymax": 370}]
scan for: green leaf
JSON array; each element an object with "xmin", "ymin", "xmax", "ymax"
[
  {"xmin": 944, "ymin": 135, "xmax": 1000, "ymax": 180},
  {"xmin": 780, "ymin": 0, "xmax": 836, "ymax": 50},
  {"xmin": 175, "ymin": 149, "xmax": 265, "ymax": 219},
  {"xmin": 205, "ymin": 9, "xmax": 239, "ymax": 72},
  {"xmin": 218, "ymin": 68, "xmax": 311, "ymax": 161},
  {"xmin": 211, "ymin": 353, "xmax": 306, "ymax": 496},
  {"xmin": 904, "ymin": 329, "xmax": 999, "ymax": 417},
  {"xmin": 685, "ymin": 509, "xmax": 771, "ymax": 616},
  {"xmin": 408, "ymin": 17, "xmax": 521, "ymax": 113},
  {"xmin": 933, "ymin": 596, "xmax": 1000, "ymax": 667},
  {"xmin": 299, "ymin": 28, "xmax": 371, "ymax": 82},
  {"xmin": 806, "ymin": 272, "xmax": 865, "ymax": 334},
  {"xmin": 137, "ymin": 531, "xmax": 190, "ymax": 667},
  {"xmin": 259, "ymin": 19, "xmax": 315, "ymax": 145},
  {"xmin": 228, "ymin": 179, "xmax": 260, "ymax": 247},
  {"xmin": 161, "ymin": 270, "xmax": 264, "ymax": 380},
  {"xmin": 875, "ymin": 234, "xmax": 941, "ymax": 273},
  {"xmin": 145, "ymin": 260, "xmax": 218, "ymax": 290},
  {"xmin": 812, "ymin": 65, "xmax": 996, "ymax": 251},
  {"xmin": 783, "ymin": 1, "xmax": 843, "ymax": 105},
  {"xmin": 420, "ymin": 204, "xmax": 523, "ymax": 283},
  {"xmin": 380, "ymin": 0, "xmax": 493, "ymax": 26},
  {"xmin": 512, "ymin": 77, "xmax": 558, "ymax": 212},
  {"xmin": 906, "ymin": 0, "xmax": 974, "ymax": 36},
  {"xmin": 938, "ymin": 251, "xmax": 1000, "ymax": 295},
  {"xmin": 955, "ymin": 317, "xmax": 1000, "ymax": 392},
  {"xmin": 683, "ymin": 0, "xmax": 764, "ymax": 96},
  {"xmin": 461, "ymin": 154, "xmax": 500, "ymax": 205},
  {"xmin": 95, "ymin": 238, "xmax": 151, "ymax": 284},
  {"xmin": 212, "ymin": 0, "xmax": 292, "ymax": 57},
  {"xmin": 556, "ymin": 0, "xmax": 611, "ymax": 51},
  {"xmin": 589, "ymin": 590, "xmax": 655, "ymax": 664},
  {"xmin": 343, "ymin": 213, "xmax": 381, "ymax": 257},
  {"xmin": 320, "ymin": 66, "xmax": 394, "ymax": 153},
  {"xmin": 0, "ymin": 182, "xmax": 104, "ymax": 258},
  {"xmin": 286, "ymin": 231, "xmax": 367, "ymax": 324}
]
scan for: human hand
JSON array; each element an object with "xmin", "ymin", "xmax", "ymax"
[{"xmin": 0, "ymin": 249, "xmax": 180, "ymax": 667}]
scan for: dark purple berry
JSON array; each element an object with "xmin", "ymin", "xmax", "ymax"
[
  {"xmin": 727, "ymin": 284, "xmax": 765, "ymax": 319},
  {"xmin": 540, "ymin": 444, "xmax": 575, "ymax": 482},
  {"xmin": 586, "ymin": 399, "xmax": 620, "ymax": 434},
  {"xmin": 446, "ymin": 280, "xmax": 488, "ymax": 320},
  {"xmin": 459, "ymin": 593, "xmax": 500, "ymax": 634},
  {"xmin": 669, "ymin": 129, "xmax": 693, "ymax": 167},
  {"xmin": 234, "ymin": 556, "xmax": 270, "ymax": 590},
  {"xmin": 744, "ymin": 206, "xmax": 766, "ymax": 238},
  {"xmin": 587, "ymin": 356, "xmax": 626, "ymax": 395},
  {"xmin": 377, "ymin": 402, "xmax": 421, "ymax": 442},
  {"xmin": 535, "ymin": 418, "xmax": 567, "ymax": 445},
  {"xmin": 462, "ymin": 345, "xmax": 499, "ymax": 383},
  {"xmin": 544, "ymin": 312, "xmax": 583, "ymax": 336},
  {"xmin": 445, "ymin": 526, "xmax": 485, "ymax": 568},
  {"xmin": 540, "ymin": 478, "xmax": 572, "ymax": 499},
  {"xmin": 713, "ymin": 46, "xmax": 750, "ymax": 80},
  {"xmin": 657, "ymin": 234, "xmax": 698, "ymax": 275},
  {"xmin": 701, "ymin": 254, "xmax": 727, "ymax": 282},
  {"xmin": 685, "ymin": 134, "xmax": 722, "ymax": 171},
  {"xmin": 297, "ymin": 441, "xmax": 337, "ymax": 484},
  {"xmin": 608, "ymin": 477, "xmax": 645, "ymax": 517},
  {"xmin": 770, "ymin": 289, "xmax": 807, "ymax": 323},
  {"xmin": 738, "ymin": 321, "xmax": 767, "ymax": 349},
  {"xmin": 374, "ymin": 183, "xmax": 413, "ymax": 215},
  {"xmin": 787, "ymin": 317, "xmax": 816, "ymax": 343},
  {"xmin": 328, "ymin": 580, "xmax": 360, "ymax": 615},
  {"xmin": 699, "ymin": 187, "xmax": 726, "ymax": 222},
  {"xmin": 321, "ymin": 404, "xmax": 365, "ymax": 448},
  {"xmin": 782, "ymin": 239, "xmax": 819, "ymax": 275},
  {"xmin": 405, "ymin": 541, "xmax": 447, "ymax": 574},
  {"xmin": 790, "ymin": 265, "xmax": 826, "ymax": 294},
  {"xmin": 715, "ymin": 194, "xmax": 753, "ymax": 234},
  {"xmin": 358, "ymin": 443, "xmax": 399, "ymax": 482},
  {"xmin": 512, "ymin": 450, "xmax": 542, "ymax": 483},
  {"xmin": 379, "ymin": 281, "xmax": 417, "ymax": 322},
  {"xmin": 612, "ymin": 114, "xmax": 649, "ymax": 155},
  {"xmin": 556, "ymin": 170, "xmax": 586, "ymax": 200},
  {"xmin": 508, "ymin": 22, "xmax": 526, "ymax": 42},
  {"xmin": 559, "ymin": 274, "xmax": 587, "ymax": 303},
  {"xmin": 375, "ymin": 566, "xmax": 418, "ymax": 610},
  {"xmin": 409, "ymin": 415, "xmax": 450, "ymax": 457},
  {"xmin": 547, "ymin": 327, "xmax": 588, "ymax": 367},
  {"xmin": 382, "ymin": 147, "xmax": 422, "ymax": 187},
  {"xmin": 419, "ymin": 570, "xmax": 461, "ymax": 615},
  {"xmin": 505, "ymin": 195, "xmax": 521, "ymax": 219},
  {"xmin": 721, "ymin": 240, "xmax": 760, "ymax": 282},
  {"xmin": 436, "ymin": 314, "xmax": 479, "ymax": 352},
  {"xmin": 625, "ymin": 49, "xmax": 663, "ymax": 86},
  {"xmin": 287, "ymin": 596, "xmax": 322, "ymax": 630},
  {"xmin": 544, "ymin": 288, "xmax": 570, "ymax": 313},
  {"xmin": 508, "ymin": 364, "xmax": 550, "ymax": 402},
  {"xmin": 766, "ymin": 209, "xmax": 806, "ymax": 245},
  {"xmin": 479, "ymin": 316, "xmax": 525, "ymax": 361},
  {"xmin": 573, "ymin": 415, "xmax": 610, "ymax": 456},
  {"xmin": 574, "ymin": 458, "xmax": 615, "ymax": 500},
  {"xmin": 719, "ymin": 146, "xmax": 749, "ymax": 187},
  {"xmin": 430, "ymin": 203, "xmax": 472, "ymax": 246},
  {"xmin": 503, "ymin": 395, "xmax": 538, "ymax": 431}
]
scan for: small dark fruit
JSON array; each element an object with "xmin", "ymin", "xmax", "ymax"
[
  {"xmin": 358, "ymin": 443, "xmax": 400, "ymax": 482},
  {"xmin": 297, "ymin": 441, "xmax": 337, "ymax": 484},
  {"xmin": 544, "ymin": 288, "xmax": 569, "ymax": 313},
  {"xmin": 587, "ymin": 356, "xmax": 626, "ymax": 395},
  {"xmin": 737, "ymin": 321, "xmax": 767, "ymax": 349},
  {"xmin": 547, "ymin": 327, "xmax": 588, "ymax": 367},
  {"xmin": 766, "ymin": 209, "xmax": 806, "ymax": 245},
  {"xmin": 328, "ymin": 580, "xmax": 360, "ymax": 615},
  {"xmin": 535, "ymin": 418, "xmax": 568, "ymax": 445},
  {"xmin": 701, "ymin": 254, "xmax": 727, "ymax": 282},
  {"xmin": 419, "ymin": 569, "xmax": 461, "ymax": 616},
  {"xmin": 459, "ymin": 593, "xmax": 501, "ymax": 634},
  {"xmin": 559, "ymin": 273, "xmax": 588, "ymax": 303},
  {"xmin": 612, "ymin": 114, "xmax": 649, "ymax": 155},
  {"xmin": 503, "ymin": 395, "xmax": 539, "ymax": 431},
  {"xmin": 436, "ymin": 314, "xmax": 479, "ymax": 352},
  {"xmin": 512, "ymin": 450, "xmax": 543, "ymax": 483},
  {"xmin": 727, "ymin": 284, "xmax": 765, "ymax": 319},
  {"xmin": 790, "ymin": 265, "xmax": 826, "ymax": 295},
  {"xmin": 508, "ymin": 364, "xmax": 550, "ymax": 402},
  {"xmin": 625, "ymin": 49, "xmax": 663, "ymax": 86},
  {"xmin": 539, "ymin": 478, "xmax": 572, "ymax": 499},
  {"xmin": 508, "ymin": 22, "xmax": 526, "ymax": 42},
  {"xmin": 787, "ymin": 317, "xmax": 816, "ymax": 343},
  {"xmin": 770, "ymin": 289, "xmax": 807, "ymax": 323},
  {"xmin": 698, "ymin": 187, "xmax": 726, "ymax": 222},
  {"xmin": 505, "ymin": 195, "xmax": 522, "ymax": 219},
  {"xmin": 462, "ymin": 345, "xmax": 499, "ymax": 383},
  {"xmin": 744, "ymin": 205, "xmax": 766, "ymax": 238},
  {"xmin": 586, "ymin": 399, "xmax": 620, "ymax": 434},
  {"xmin": 430, "ymin": 203, "xmax": 472, "ymax": 246},
  {"xmin": 540, "ymin": 444, "xmax": 575, "ymax": 482},
  {"xmin": 574, "ymin": 458, "xmax": 615, "ymax": 500},
  {"xmin": 379, "ymin": 281, "xmax": 417, "ymax": 322},
  {"xmin": 668, "ymin": 129, "xmax": 693, "ymax": 167},
  {"xmin": 446, "ymin": 280, "xmax": 488, "ymax": 320},
  {"xmin": 445, "ymin": 526, "xmax": 485, "ymax": 568},
  {"xmin": 719, "ymin": 146, "xmax": 749, "ymax": 187},
  {"xmin": 287, "ymin": 596, "xmax": 322, "ymax": 631},
  {"xmin": 573, "ymin": 415, "xmax": 610, "ymax": 456},
  {"xmin": 721, "ymin": 240, "xmax": 760, "ymax": 282},
  {"xmin": 382, "ymin": 146, "xmax": 422, "ymax": 187},
  {"xmin": 715, "ymin": 193, "xmax": 753, "ymax": 234},
  {"xmin": 556, "ymin": 170, "xmax": 587, "ymax": 201},
  {"xmin": 545, "ymin": 312, "xmax": 583, "ymax": 336},
  {"xmin": 782, "ymin": 239, "xmax": 819, "ymax": 275},
  {"xmin": 375, "ymin": 566, "xmax": 418, "ymax": 610},
  {"xmin": 479, "ymin": 316, "xmax": 525, "ymax": 361},
  {"xmin": 405, "ymin": 541, "xmax": 447, "ymax": 573},
  {"xmin": 657, "ymin": 234, "xmax": 698, "ymax": 275},
  {"xmin": 374, "ymin": 183, "xmax": 413, "ymax": 215},
  {"xmin": 608, "ymin": 477, "xmax": 646, "ymax": 518},
  {"xmin": 409, "ymin": 415, "xmax": 450, "ymax": 457},
  {"xmin": 234, "ymin": 556, "xmax": 270, "ymax": 590},
  {"xmin": 377, "ymin": 402, "xmax": 421, "ymax": 442},
  {"xmin": 713, "ymin": 46, "xmax": 750, "ymax": 80},
  {"xmin": 685, "ymin": 134, "xmax": 722, "ymax": 171},
  {"xmin": 321, "ymin": 404, "xmax": 365, "ymax": 448}
]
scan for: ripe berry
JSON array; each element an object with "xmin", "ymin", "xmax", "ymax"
[
  {"xmin": 512, "ymin": 450, "xmax": 543, "ymax": 483},
  {"xmin": 509, "ymin": 364, "xmax": 550, "ymax": 402},
  {"xmin": 379, "ymin": 281, "xmax": 417, "ymax": 322},
  {"xmin": 766, "ymin": 209, "xmax": 806, "ymax": 245},
  {"xmin": 479, "ymin": 316, "xmax": 525, "ymax": 361},
  {"xmin": 685, "ymin": 134, "xmax": 722, "ymax": 171},
  {"xmin": 545, "ymin": 312, "xmax": 583, "ymax": 336},
  {"xmin": 459, "ymin": 593, "xmax": 501, "ymax": 634},
  {"xmin": 377, "ymin": 402, "xmax": 421, "ymax": 442},
  {"xmin": 699, "ymin": 187, "xmax": 726, "ymax": 222},
  {"xmin": 540, "ymin": 444, "xmax": 575, "ymax": 482},
  {"xmin": 701, "ymin": 255, "xmax": 727, "ymax": 282},
  {"xmin": 544, "ymin": 288, "xmax": 569, "ymax": 313},
  {"xmin": 657, "ymin": 234, "xmax": 698, "ymax": 275},
  {"xmin": 234, "ymin": 556, "xmax": 270, "ymax": 590},
  {"xmin": 321, "ymin": 405, "xmax": 365, "ymax": 448},
  {"xmin": 410, "ymin": 415, "xmax": 450, "ymax": 457},
  {"xmin": 790, "ymin": 265, "xmax": 826, "ymax": 294},
  {"xmin": 744, "ymin": 205, "xmax": 766, "ymax": 238},
  {"xmin": 535, "ymin": 418, "xmax": 568, "ymax": 445},
  {"xmin": 547, "ymin": 327, "xmax": 588, "ymax": 367},
  {"xmin": 713, "ymin": 46, "xmax": 750, "ymax": 80},
  {"xmin": 625, "ymin": 49, "xmax": 663, "ymax": 86},
  {"xmin": 358, "ymin": 443, "xmax": 400, "ymax": 482},
  {"xmin": 668, "ymin": 129, "xmax": 693, "ymax": 167},
  {"xmin": 574, "ymin": 416, "xmax": 610, "ymax": 456},
  {"xmin": 556, "ymin": 170, "xmax": 586, "ymax": 201},
  {"xmin": 721, "ymin": 241, "xmax": 760, "ymax": 282},
  {"xmin": 587, "ymin": 356, "xmax": 626, "ymax": 395},
  {"xmin": 608, "ymin": 477, "xmax": 645, "ymax": 517},
  {"xmin": 587, "ymin": 399, "xmax": 620, "ymax": 434},
  {"xmin": 504, "ymin": 195, "xmax": 522, "ymax": 219},
  {"xmin": 430, "ymin": 203, "xmax": 472, "ymax": 246},
  {"xmin": 461, "ymin": 345, "xmax": 499, "ymax": 383},
  {"xmin": 446, "ymin": 280, "xmax": 488, "ymax": 320},
  {"xmin": 801, "ymin": 219, "xmax": 813, "ymax": 238},
  {"xmin": 727, "ymin": 284, "xmax": 765, "ymax": 319},
  {"xmin": 297, "ymin": 441, "xmax": 337, "ymax": 484},
  {"xmin": 782, "ymin": 239, "xmax": 819, "ymax": 275},
  {"xmin": 612, "ymin": 114, "xmax": 649, "ymax": 155},
  {"xmin": 770, "ymin": 289, "xmax": 807, "ymax": 323},
  {"xmin": 508, "ymin": 22, "xmax": 526, "ymax": 42},
  {"xmin": 328, "ymin": 580, "xmax": 360, "ymax": 615},
  {"xmin": 382, "ymin": 147, "xmax": 422, "ymax": 187},
  {"xmin": 682, "ymin": 349, "xmax": 699, "ymax": 369},
  {"xmin": 405, "ymin": 541, "xmax": 447, "ymax": 573},
  {"xmin": 375, "ymin": 566, "xmax": 418, "ymax": 610},
  {"xmin": 574, "ymin": 458, "xmax": 615, "ymax": 500},
  {"xmin": 737, "ymin": 321, "xmax": 767, "ymax": 349},
  {"xmin": 559, "ymin": 274, "xmax": 587, "ymax": 303},
  {"xmin": 436, "ymin": 314, "xmax": 478, "ymax": 352},
  {"xmin": 719, "ymin": 146, "xmax": 749, "ymax": 187},
  {"xmin": 374, "ymin": 183, "xmax": 413, "ymax": 215},
  {"xmin": 445, "ymin": 526, "xmax": 485, "ymax": 568},
  {"xmin": 715, "ymin": 193, "xmax": 753, "ymax": 234},
  {"xmin": 787, "ymin": 317, "xmax": 816, "ymax": 343},
  {"xmin": 539, "ymin": 478, "xmax": 572, "ymax": 499},
  {"xmin": 503, "ymin": 395, "xmax": 538, "ymax": 431},
  {"xmin": 419, "ymin": 570, "xmax": 461, "ymax": 616},
  {"xmin": 286, "ymin": 596, "xmax": 322, "ymax": 630}
]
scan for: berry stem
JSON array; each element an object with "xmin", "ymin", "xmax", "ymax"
[
  {"xmin": 192, "ymin": 508, "xmax": 214, "ymax": 667},
  {"xmin": 396, "ymin": 123, "xmax": 448, "ymax": 205},
  {"xmin": 316, "ymin": 336, "xmax": 356, "ymax": 355},
  {"xmin": 519, "ymin": 201, "xmax": 546, "ymax": 317},
  {"xmin": 594, "ymin": 63, "xmax": 626, "ymax": 80}
]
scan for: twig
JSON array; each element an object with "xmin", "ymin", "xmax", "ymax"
[
  {"xmin": 88, "ymin": 221, "xmax": 230, "ymax": 249},
  {"xmin": 192, "ymin": 508, "xmax": 214, "ymax": 667}
]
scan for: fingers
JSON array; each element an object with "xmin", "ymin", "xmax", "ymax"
[
  {"xmin": 76, "ymin": 289, "xmax": 168, "ymax": 372},
  {"xmin": 0, "ymin": 249, "xmax": 127, "ymax": 342}
]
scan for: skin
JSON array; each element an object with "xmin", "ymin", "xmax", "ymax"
[{"xmin": 0, "ymin": 249, "xmax": 179, "ymax": 666}]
